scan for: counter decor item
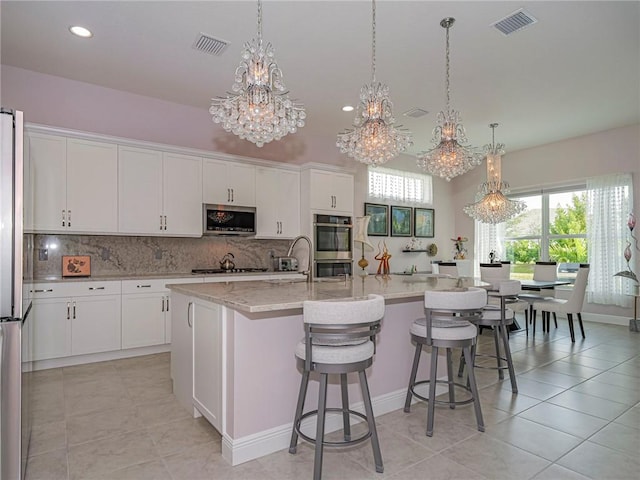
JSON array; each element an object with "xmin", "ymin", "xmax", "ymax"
[
  {"xmin": 62, "ymin": 255, "xmax": 91, "ymax": 277},
  {"xmin": 374, "ymin": 241, "xmax": 391, "ymax": 275},
  {"xmin": 451, "ymin": 236, "xmax": 468, "ymax": 260},
  {"xmin": 365, "ymin": 203, "xmax": 388, "ymax": 236},
  {"xmin": 391, "ymin": 206, "xmax": 412, "ymax": 237},
  {"xmin": 613, "ymin": 213, "xmax": 639, "ymax": 331},
  {"xmin": 427, "ymin": 243, "xmax": 438, "ymax": 257},
  {"xmin": 414, "ymin": 207, "xmax": 434, "ymax": 237}
]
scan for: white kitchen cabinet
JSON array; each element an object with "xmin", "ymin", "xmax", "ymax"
[
  {"xmin": 170, "ymin": 291, "xmax": 195, "ymax": 413},
  {"xmin": 255, "ymin": 167, "xmax": 300, "ymax": 238},
  {"xmin": 203, "ymin": 158, "xmax": 256, "ymax": 206},
  {"xmin": 192, "ymin": 301, "xmax": 223, "ymax": 432},
  {"xmin": 119, "ymin": 146, "xmax": 202, "ymax": 236},
  {"xmin": 28, "ymin": 281, "xmax": 122, "ymax": 360},
  {"xmin": 308, "ymin": 169, "xmax": 354, "ymax": 214},
  {"xmin": 27, "ymin": 133, "xmax": 118, "ymax": 233}
]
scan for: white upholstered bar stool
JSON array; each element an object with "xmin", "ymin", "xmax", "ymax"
[
  {"xmin": 289, "ymin": 294, "xmax": 385, "ymax": 480},
  {"xmin": 403, "ymin": 287, "xmax": 487, "ymax": 437},
  {"xmin": 533, "ymin": 264, "xmax": 590, "ymax": 342},
  {"xmin": 459, "ymin": 280, "xmax": 521, "ymax": 394}
]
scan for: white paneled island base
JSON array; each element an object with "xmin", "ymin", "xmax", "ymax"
[{"xmin": 167, "ymin": 275, "xmax": 487, "ymax": 466}]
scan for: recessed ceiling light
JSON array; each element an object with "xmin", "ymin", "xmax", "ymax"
[
  {"xmin": 342, "ymin": 105, "xmax": 354, "ymax": 112},
  {"xmin": 69, "ymin": 26, "xmax": 93, "ymax": 38}
]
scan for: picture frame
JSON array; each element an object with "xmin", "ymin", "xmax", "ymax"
[
  {"xmin": 364, "ymin": 203, "xmax": 388, "ymax": 236},
  {"xmin": 62, "ymin": 255, "xmax": 91, "ymax": 277},
  {"xmin": 391, "ymin": 206, "xmax": 412, "ymax": 237},
  {"xmin": 414, "ymin": 207, "xmax": 435, "ymax": 238}
]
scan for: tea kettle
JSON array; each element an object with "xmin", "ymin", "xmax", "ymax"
[{"xmin": 219, "ymin": 252, "xmax": 235, "ymax": 271}]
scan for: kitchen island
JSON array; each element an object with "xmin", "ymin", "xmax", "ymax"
[{"xmin": 167, "ymin": 274, "xmax": 487, "ymax": 466}]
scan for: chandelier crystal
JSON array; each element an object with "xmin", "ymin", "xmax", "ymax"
[
  {"xmin": 417, "ymin": 18, "xmax": 482, "ymax": 181},
  {"xmin": 336, "ymin": 0, "xmax": 412, "ymax": 166},
  {"xmin": 209, "ymin": 0, "xmax": 305, "ymax": 147},
  {"xmin": 463, "ymin": 123, "xmax": 527, "ymax": 224}
]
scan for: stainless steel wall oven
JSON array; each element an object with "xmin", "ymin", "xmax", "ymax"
[{"xmin": 313, "ymin": 214, "xmax": 352, "ymax": 277}]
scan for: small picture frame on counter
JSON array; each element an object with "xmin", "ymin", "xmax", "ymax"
[{"xmin": 62, "ymin": 255, "xmax": 91, "ymax": 277}]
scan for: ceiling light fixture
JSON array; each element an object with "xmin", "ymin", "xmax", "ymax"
[
  {"xmin": 342, "ymin": 105, "xmax": 354, "ymax": 112},
  {"xmin": 417, "ymin": 17, "xmax": 481, "ymax": 181},
  {"xmin": 463, "ymin": 123, "xmax": 526, "ymax": 224},
  {"xmin": 336, "ymin": 0, "xmax": 412, "ymax": 166},
  {"xmin": 69, "ymin": 26, "xmax": 92, "ymax": 38},
  {"xmin": 209, "ymin": 0, "xmax": 305, "ymax": 147}
]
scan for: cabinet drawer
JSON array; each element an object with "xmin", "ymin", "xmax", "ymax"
[
  {"xmin": 121, "ymin": 279, "xmax": 167, "ymax": 294},
  {"xmin": 30, "ymin": 281, "xmax": 121, "ymax": 298}
]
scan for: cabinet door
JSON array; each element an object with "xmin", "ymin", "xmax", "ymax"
[
  {"xmin": 202, "ymin": 158, "xmax": 229, "ymax": 205},
  {"xmin": 255, "ymin": 167, "xmax": 280, "ymax": 237},
  {"xmin": 278, "ymin": 170, "xmax": 301, "ymax": 238},
  {"xmin": 163, "ymin": 153, "xmax": 202, "ymax": 236},
  {"xmin": 66, "ymin": 138, "xmax": 118, "ymax": 233},
  {"xmin": 309, "ymin": 170, "xmax": 334, "ymax": 211},
  {"xmin": 332, "ymin": 173, "xmax": 354, "ymax": 214},
  {"xmin": 28, "ymin": 133, "xmax": 67, "ymax": 232},
  {"xmin": 227, "ymin": 163, "xmax": 256, "ymax": 206},
  {"xmin": 30, "ymin": 297, "xmax": 72, "ymax": 361},
  {"xmin": 170, "ymin": 292, "xmax": 194, "ymax": 414},
  {"xmin": 121, "ymin": 293, "xmax": 166, "ymax": 348},
  {"xmin": 71, "ymin": 295, "xmax": 121, "ymax": 355},
  {"xmin": 192, "ymin": 301, "xmax": 223, "ymax": 432},
  {"xmin": 118, "ymin": 146, "xmax": 163, "ymax": 234}
]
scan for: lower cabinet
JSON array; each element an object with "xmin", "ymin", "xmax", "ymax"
[
  {"xmin": 71, "ymin": 295, "xmax": 121, "ymax": 355},
  {"xmin": 29, "ymin": 297, "xmax": 72, "ymax": 361}
]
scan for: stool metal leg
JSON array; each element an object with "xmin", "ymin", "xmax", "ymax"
[
  {"xmin": 493, "ymin": 327, "xmax": 504, "ymax": 380},
  {"xmin": 577, "ymin": 313, "xmax": 586, "ymax": 339},
  {"xmin": 462, "ymin": 346, "xmax": 484, "ymax": 433},
  {"xmin": 340, "ymin": 373, "xmax": 351, "ymax": 441},
  {"xmin": 426, "ymin": 346, "xmax": 439, "ymax": 437},
  {"xmin": 457, "ymin": 350, "xmax": 466, "ymax": 378},
  {"xmin": 446, "ymin": 349, "xmax": 455, "ymax": 409},
  {"xmin": 404, "ymin": 343, "xmax": 422, "ymax": 413},
  {"xmin": 358, "ymin": 370, "xmax": 384, "ymax": 473},
  {"xmin": 567, "ymin": 313, "xmax": 576, "ymax": 342},
  {"xmin": 499, "ymin": 323, "xmax": 518, "ymax": 394},
  {"xmin": 289, "ymin": 370, "xmax": 310, "ymax": 454},
  {"xmin": 313, "ymin": 373, "xmax": 329, "ymax": 480}
]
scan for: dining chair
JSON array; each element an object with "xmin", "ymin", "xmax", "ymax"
[
  {"xmin": 518, "ymin": 261, "xmax": 558, "ymax": 334},
  {"xmin": 532, "ymin": 264, "xmax": 590, "ymax": 342},
  {"xmin": 480, "ymin": 262, "xmax": 529, "ymax": 329}
]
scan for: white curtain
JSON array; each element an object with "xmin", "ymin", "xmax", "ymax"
[
  {"xmin": 368, "ymin": 167, "xmax": 433, "ymax": 204},
  {"xmin": 586, "ymin": 173, "xmax": 633, "ymax": 306},
  {"xmin": 474, "ymin": 221, "xmax": 506, "ymax": 276}
]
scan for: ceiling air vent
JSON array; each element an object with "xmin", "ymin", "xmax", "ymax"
[
  {"xmin": 492, "ymin": 9, "xmax": 538, "ymax": 36},
  {"xmin": 403, "ymin": 108, "xmax": 429, "ymax": 119},
  {"xmin": 193, "ymin": 33, "xmax": 230, "ymax": 56}
]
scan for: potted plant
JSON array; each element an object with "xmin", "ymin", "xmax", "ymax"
[{"xmin": 614, "ymin": 213, "xmax": 639, "ymax": 331}]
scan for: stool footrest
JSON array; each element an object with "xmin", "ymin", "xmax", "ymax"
[
  {"xmin": 293, "ymin": 408, "xmax": 372, "ymax": 448},
  {"xmin": 410, "ymin": 379, "xmax": 475, "ymax": 406}
]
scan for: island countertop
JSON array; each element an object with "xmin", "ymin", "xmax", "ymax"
[{"xmin": 166, "ymin": 274, "xmax": 487, "ymax": 313}]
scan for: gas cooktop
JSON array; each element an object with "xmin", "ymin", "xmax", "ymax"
[{"xmin": 191, "ymin": 268, "xmax": 269, "ymax": 275}]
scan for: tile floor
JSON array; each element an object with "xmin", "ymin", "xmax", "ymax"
[{"xmin": 26, "ymin": 318, "xmax": 640, "ymax": 480}]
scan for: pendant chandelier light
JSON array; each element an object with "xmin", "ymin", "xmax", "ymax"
[
  {"xmin": 209, "ymin": 0, "xmax": 305, "ymax": 147},
  {"xmin": 336, "ymin": 0, "xmax": 412, "ymax": 166},
  {"xmin": 417, "ymin": 18, "xmax": 482, "ymax": 181},
  {"xmin": 463, "ymin": 123, "xmax": 526, "ymax": 224}
]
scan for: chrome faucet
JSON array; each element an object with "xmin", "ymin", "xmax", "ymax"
[{"xmin": 286, "ymin": 235, "xmax": 313, "ymax": 283}]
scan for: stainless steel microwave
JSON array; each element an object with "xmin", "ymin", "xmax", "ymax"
[{"xmin": 203, "ymin": 204, "xmax": 256, "ymax": 235}]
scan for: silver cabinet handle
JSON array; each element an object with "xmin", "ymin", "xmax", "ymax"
[
  {"xmin": 67, "ymin": 302, "xmax": 70, "ymax": 320},
  {"xmin": 72, "ymin": 301, "xmax": 76, "ymax": 319},
  {"xmin": 231, "ymin": 188, "xmax": 234, "ymax": 202},
  {"xmin": 161, "ymin": 297, "xmax": 165, "ymax": 312},
  {"xmin": 32, "ymin": 288, "xmax": 53, "ymax": 293},
  {"xmin": 227, "ymin": 188, "xmax": 231, "ymax": 203},
  {"xmin": 164, "ymin": 215, "xmax": 167, "ymax": 230},
  {"xmin": 88, "ymin": 286, "xmax": 105, "ymax": 290},
  {"xmin": 166, "ymin": 296, "xmax": 169, "ymax": 312},
  {"xmin": 62, "ymin": 209, "xmax": 66, "ymax": 227},
  {"xmin": 137, "ymin": 284, "xmax": 151, "ymax": 288},
  {"xmin": 68, "ymin": 210, "xmax": 71, "ymax": 227},
  {"xmin": 160, "ymin": 215, "xmax": 163, "ymax": 230},
  {"xmin": 187, "ymin": 301, "xmax": 193, "ymax": 328}
]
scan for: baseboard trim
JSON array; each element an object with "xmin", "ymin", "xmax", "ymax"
[{"xmin": 31, "ymin": 344, "xmax": 170, "ymax": 370}]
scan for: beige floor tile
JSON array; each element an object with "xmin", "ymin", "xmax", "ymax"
[
  {"xmin": 68, "ymin": 430, "xmax": 159, "ymax": 480},
  {"xmin": 614, "ymin": 403, "xmax": 640, "ymax": 428},
  {"xmin": 126, "ymin": 377, "xmax": 173, "ymax": 405},
  {"xmin": 518, "ymin": 402, "xmax": 608, "ymax": 438},
  {"xmin": 537, "ymin": 361, "xmax": 603, "ymax": 379},
  {"xmin": 557, "ymin": 441, "xmax": 640, "ymax": 479},
  {"xmin": 518, "ymin": 368, "xmax": 586, "ymax": 389},
  {"xmin": 387, "ymin": 454, "xmax": 488, "ymax": 480},
  {"xmin": 441, "ymin": 434, "xmax": 550, "ymax": 480},
  {"xmin": 67, "ymin": 405, "xmax": 144, "ymax": 446},
  {"xmin": 579, "ymin": 346, "xmax": 637, "ymax": 362},
  {"xmin": 62, "ymin": 361, "xmax": 120, "ymax": 386},
  {"xmin": 570, "ymin": 379, "xmax": 640, "ymax": 405},
  {"xmin": 64, "ymin": 379, "xmax": 133, "ymax": 418},
  {"xmin": 478, "ymin": 384, "xmax": 541, "ymax": 415},
  {"xmin": 500, "ymin": 377, "xmax": 565, "ymax": 400},
  {"xmin": 90, "ymin": 459, "xmax": 172, "ymax": 480},
  {"xmin": 546, "ymin": 389, "xmax": 630, "ymax": 420},
  {"xmin": 145, "ymin": 416, "xmax": 221, "ymax": 457},
  {"xmin": 610, "ymin": 362, "xmax": 640, "ymax": 378},
  {"xmin": 120, "ymin": 363, "xmax": 171, "ymax": 388},
  {"xmin": 29, "ymin": 420, "xmax": 67, "ymax": 456},
  {"xmin": 560, "ymin": 354, "xmax": 621, "ymax": 370},
  {"xmin": 31, "ymin": 394, "xmax": 65, "ymax": 426},
  {"xmin": 25, "ymin": 448, "xmax": 68, "ymax": 480},
  {"xmin": 112, "ymin": 352, "xmax": 170, "ymax": 371},
  {"xmin": 588, "ymin": 422, "xmax": 640, "ymax": 458},
  {"xmin": 591, "ymin": 370, "xmax": 640, "ymax": 390},
  {"xmin": 486, "ymin": 416, "xmax": 582, "ymax": 461},
  {"xmin": 135, "ymin": 396, "xmax": 193, "ymax": 427},
  {"xmin": 531, "ymin": 464, "xmax": 592, "ymax": 480}
]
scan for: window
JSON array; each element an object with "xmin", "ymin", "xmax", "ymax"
[{"xmin": 368, "ymin": 167, "xmax": 432, "ymax": 204}]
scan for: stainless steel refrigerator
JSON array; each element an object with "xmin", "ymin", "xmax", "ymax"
[{"xmin": 1, "ymin": 108, "xmax": 32, "ymax": 480}]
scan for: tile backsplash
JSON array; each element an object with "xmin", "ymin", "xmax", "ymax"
[{"xmin": 33, "ymin": 234, "xmax": 292, "ymax": 278}]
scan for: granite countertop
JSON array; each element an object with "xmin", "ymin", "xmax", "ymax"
[
  {"xmin": 166, "ymin": 274, "xmax": 489, "ymax": 314},
  {"xmin": 28, "ymin": 271, "xmax": 302, "ymax": 283}
]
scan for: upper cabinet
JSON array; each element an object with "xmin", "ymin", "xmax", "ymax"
[
  {"xmin": 255, "ymin": 167, "xmax": 300, "ymax": 239},
  {"xmin": 203, "ymin": 159, "xmax": 256, "ymax": 206},
  {"xmin": 27, "ymin": 134, "xmax": 118, "ymax": 233},
  {"xmin": 307, "ymin": 169, "xmax": 354, "ymax": 214},
  {"xmin": 118, "ymin": 146, "xmax": 202, "ymax": 236}
]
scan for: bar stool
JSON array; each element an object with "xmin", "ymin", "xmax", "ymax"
[
  {"xmin": 459, "ymin": 280, "xmax": 521, "ymax": 393},
  {"xmin": 404, "ymin": 287, "xmax": 487, "ymax": 436},
  {"xmin": 289, "ymin": 294, "xmax": 385, "ymax": 480}
]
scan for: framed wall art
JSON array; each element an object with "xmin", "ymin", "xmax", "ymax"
[
  {"xmin": 62, "ymin": 255, "xmax": 91, "ymax": 277},
  {"xmin": 391, "ymin": 206, "xmax": 412, "ymax": 237},
  {"xmin": 414, "ymin": 208, "xmax": 434, "ymax": 238},
  {"xmin": 364, "ymin": 203, "xmax": 388, "ymax": 236}
]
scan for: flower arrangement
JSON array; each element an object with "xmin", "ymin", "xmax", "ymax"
[
  {"xmin": 451, "ymin": 236, "xmax": 468, "ymax": 260},
  {"xmin": 614, "ymin": 213, "xmax": 638, "ymax": 284}
]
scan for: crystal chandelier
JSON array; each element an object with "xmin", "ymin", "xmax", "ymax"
[
  {"xmin": 336, "ymin": 0, "xmax": 412, "ymax": 166},
  {"xmin": 417, "ymin": 18, "xmax": 482, "ymax": 181},
  {"xmin": 463, "ymin": 123, "xmax": 526, "ymax": 224},
  {"xmin": 209, "ymin": 0, "xmax": 305, "ymax": 147}
]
